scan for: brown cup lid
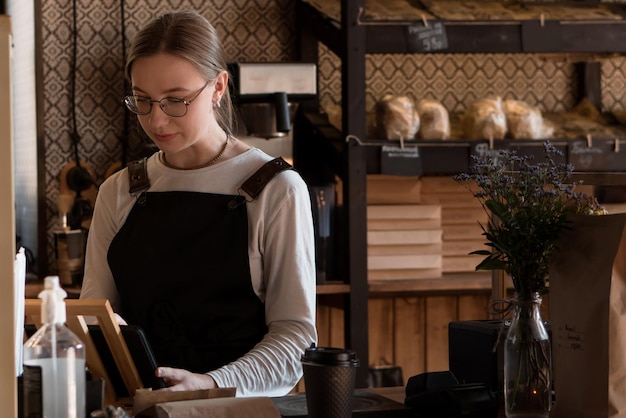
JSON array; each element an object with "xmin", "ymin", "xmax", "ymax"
[{"xmin": 301, "ymin": 345, "xmax": 360, "ymax": 367}]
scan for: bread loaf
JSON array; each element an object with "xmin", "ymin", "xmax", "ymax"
[
  {"xmin": 416, "ymin": 99, "xmax": 450, "ymax": 140},
  {"xmin": 502, "ymin": 99, "xmax": 552, "ymax": 139},
  {"xmin": 462, "ymin": 97, "xmax": 507, "ymax": 140},
  {"xmin": 374, "ymin": 94, "xmax": 420, "ymax": 140}
]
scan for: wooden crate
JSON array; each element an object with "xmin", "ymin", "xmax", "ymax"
[
  {"xmin": 420, "ymin": 176, "xmax": 487, "ymax": 274},
  {"xmin": 367, "ymin": 174, "xmax": 421, "ymax": 204},
  {"xmin": 367, "ymin": 203, "xmax": 443, "ymax": 281}
]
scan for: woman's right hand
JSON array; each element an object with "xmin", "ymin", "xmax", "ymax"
[{"xmin": 156, "ymin": 367, "xmax": 218, "ymax": 391}]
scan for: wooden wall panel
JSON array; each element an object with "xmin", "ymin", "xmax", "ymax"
[
  {"xmin": 330, "ymin": 305, "xmax": 346, "ymax": 348},
  {"xmin": 315, "ymin": 291, "xmax": 494, "ymax": 387},
  {"xmin": 393, "ymin": 297, "xmax": 426, "ymax": 383},
  {"xmin": 315, "ymin": 303, "xmax": 346, "ymax": 348},
  {"xmin": 425, "ymin": 296, "xmax": 458, "ymax": 372},
  {"xmin": 316, "ymin": 304, "xmax": 331, "ymax": 347},
  {"xmin": 368, "ymin": 298, "xmax": 395, "ymax": 366},
  {"xmin": 458, "ymin": 294, "xmax": 490, "ymax": 320}
]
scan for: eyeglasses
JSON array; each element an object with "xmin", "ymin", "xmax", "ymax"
[{"xmin": 123, "ymin": 80, "xmax": 211, "ymax": 117}]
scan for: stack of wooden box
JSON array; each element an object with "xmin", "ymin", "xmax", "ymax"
[
  {"xmin": 367, "ymin": 175, "xmax": 443, "ymax": 281},
  {"xmin": 419, "ymin": 176, "xmax": 487, "ymax": 274}
]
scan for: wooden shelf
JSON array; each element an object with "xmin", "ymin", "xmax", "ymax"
[
  {"xmin": 363, "ymin": 19, "xmax": 626, "ymax": 54},
  {"xmin": 571, "ymin": 172, "xmax": 626, "ymax": 186},
  {"xmin": 301, "ymin": 111, "xmax": 626, "ymax": 177},
  {"xmin": 300, "ymin": 1, "xmax": 626, "ymax": 55},
  {"xmin": 316, "ymin": 282, "xmax": 350, "ymax": 294},
  {"xmin": 369, "ymin": 272, "xmax": 496, "ymax": 296},
  {"xmin": 25, "ymin": 281, "xmax": 81, "ymax": 299},
  {"xmin": 317, "ymin": 273, "xmax": 508, "ymax": 296}
]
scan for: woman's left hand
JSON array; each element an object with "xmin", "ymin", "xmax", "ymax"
[{"xmin": 156, "ymin": 367, "xmax": 218, "ymax": 391}]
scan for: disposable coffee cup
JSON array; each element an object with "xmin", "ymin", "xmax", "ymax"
[{"xmin": 301, "ymin": 345, "xmax": 360, "ymax": 418}]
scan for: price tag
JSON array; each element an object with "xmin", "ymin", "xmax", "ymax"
[
  {"xmin": 380, "ymin": 145, "xmax": 422, "ymax": 176},
  {"xmin": 568, "ymin": 139, "xmax": 609, "ymax": 172},
  {"xmin": 406, "ymin": 21, "xmax": 448, "ymax": 53}
]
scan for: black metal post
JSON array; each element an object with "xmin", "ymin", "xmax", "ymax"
[{"xmin": 341, "ymin": 0, "xmax": 369, "ymax": 389}]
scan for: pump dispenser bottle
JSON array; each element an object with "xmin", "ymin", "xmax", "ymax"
[{"xmin": 23, "ymin": 276, "xmax": 86, "ymax": 417}]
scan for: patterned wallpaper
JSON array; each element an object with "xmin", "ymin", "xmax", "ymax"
[
  {"xmin": 39, "ymin": 0, "xmax": 626, "ymax": 273},
  {"xmin": 40, "ymin": 0, "xmax": 296, "ymax": 272},
  {"xmin": 317, "ymin": 46, "xmax": 626, "ymax": 130}
]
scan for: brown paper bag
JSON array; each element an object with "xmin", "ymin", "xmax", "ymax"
[
  {"xmin": 144, "ymin": 397, "xmax": 282, "ymax": 418},
  {"xmin": 549, "ymin": 213, "xmax": 626, "ymax": 418},
  {"xmin": 133, "ymin": 387, "xmax": 236, "ymax": 417}
]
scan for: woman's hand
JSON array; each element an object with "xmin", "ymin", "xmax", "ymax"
[{"xmin": 156, "ymin": 367, "xmax": 218, "ymax": 391}]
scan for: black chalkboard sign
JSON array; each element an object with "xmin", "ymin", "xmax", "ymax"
[
  {"xmin": 380, "ymin": 145, "xmax": 422, "ymax": 176},
  {"xmin": 568, "ymin": 139, "xmax": 626, "ymax": 172},
  {"xmin": 469, "ymin": 140, "xmax": 509, "ymax": 167},
  {"xmin": 406, "ymin": 21, "xmax": 448, "ymax": 53},
  {"xmin": 510, "ymin": 141, "xmax": 567, "ymax": 165},
  {"xmin": 521, "ymin": 20, "xmax": 561, "ymax": 53},
  {"xmin": 568, "ymin": 139, "xmax": 606, "ymax": 171},
  {"xmin": 604, "ymin": 139, "xmax": 626, "ymax": 171}
]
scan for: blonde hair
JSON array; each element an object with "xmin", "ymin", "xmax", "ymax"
[{"xmin": 125, "ymin": 10, "xmax": 233, "ymax": 134}]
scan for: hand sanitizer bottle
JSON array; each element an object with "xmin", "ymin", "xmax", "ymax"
[{"xmin": 23, "ymin": 276, "xmax": 86, "ymax": 418}]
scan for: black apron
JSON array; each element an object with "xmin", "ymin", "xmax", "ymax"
[
  {"xmin": 107, "ymin": 156, "xmax": 292, "ymax": 373},
  {"xmin": 107, "ymin": 190, "xmax": 267, "ymax": 373}
]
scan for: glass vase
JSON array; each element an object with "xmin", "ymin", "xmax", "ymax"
[{"xmin": 504, "ymin": 292, "xmax": 552, "ymax": 418}]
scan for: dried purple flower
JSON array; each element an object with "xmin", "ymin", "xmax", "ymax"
[{"xmin": 453, "ymin": 141, "xmax": 603, "ymax": 299}]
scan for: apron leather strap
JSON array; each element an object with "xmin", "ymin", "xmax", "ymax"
[
  {"xmin": 128, "ymin": 157, "xmax": 150, "ymax": 196},
  {"xmin": 240, "ymin": 157, "xmax": 293, "ymax": 200},
  {"xmin": 127, "ymin": 156, "xmax": 293, "ymax": 202}
]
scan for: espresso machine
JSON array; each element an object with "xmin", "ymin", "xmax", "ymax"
[{"xmin": 229, "ymin": 62, "xmax": 317, "ymax": 139}]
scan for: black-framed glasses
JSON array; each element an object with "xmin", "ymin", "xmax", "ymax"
[{"xmin": 123, "ymin": 80, "xmax": 211, "ymax": 117}]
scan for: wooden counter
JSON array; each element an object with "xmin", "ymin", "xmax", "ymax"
[
  {"xmin": 25, "ymin": 281, "xmax": 81, "ymax": 299},
  {"xmin": 278, "ymin": 386, "xmax": 504, "ymax": 417}
]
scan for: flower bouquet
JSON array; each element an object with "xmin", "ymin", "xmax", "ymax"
[
  {"xmin": 454, "ymin": 141, "xmax": 603, "ymax": 418},
  {"xmin": 454, "ymin": 141, "xmax": 603, "ymax": 300}
]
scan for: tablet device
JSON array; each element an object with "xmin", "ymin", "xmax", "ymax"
[{"xmin": 87, "ymin": 324, "xmax": 167, "ymax": 397}]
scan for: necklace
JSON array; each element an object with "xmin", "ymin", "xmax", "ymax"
[{"xmin": 161, "ymin": 133, "xmax": 230, "ymax": 170}]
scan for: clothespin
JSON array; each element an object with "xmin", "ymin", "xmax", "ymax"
[
  {"xmin": 421, "ymin": 14, "xmax": 429, "ymax": 28},
  {"xmin": 586, "ymin": 134, "xmax": 593, "ymax": 148},
  {"xmin": 615, "ymin": 138, "xmax": 621, "ymax": 153},
  {"xmin": 489, "ymin": 135, "xmax": 494, "ymax": 151},
  {"xmin": 540, "ymin": 13, "xmax": 545, "ymax": 28}
]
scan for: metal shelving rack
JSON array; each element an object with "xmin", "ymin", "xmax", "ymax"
[{"xmin": 294, "ymin": 0, "xmax": 626, "ymax": 388}]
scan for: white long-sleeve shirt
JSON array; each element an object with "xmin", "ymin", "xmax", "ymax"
[{"xmin": 80, "ymin": 147, "xmax": 317, "ymax": 397}]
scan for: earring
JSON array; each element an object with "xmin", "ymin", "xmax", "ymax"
[{"xmin": 213, "ymin": 99, "xmax": 221, "ymax": 109}]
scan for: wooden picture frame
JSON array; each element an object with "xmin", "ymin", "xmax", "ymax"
[{"xmin": 24, "ymin": 299, "xmax": 143, "ymax": 406}]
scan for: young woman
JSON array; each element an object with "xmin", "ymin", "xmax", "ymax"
[{"xmin": 80, "ymin": 10, "xmax": 317, "ymax": 397}]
